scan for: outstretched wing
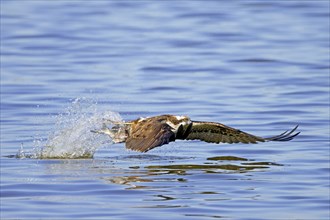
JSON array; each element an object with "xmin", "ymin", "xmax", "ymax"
[
  {"xmin": 125, "ymin": 119, "xmax": 175, "ymax": 152},
  {"xmin": 185, "ymin": 121, "xmax": 299, "ymax": 144}
]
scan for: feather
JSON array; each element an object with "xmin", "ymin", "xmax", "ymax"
[
  {"xmin": 185, "ymin": 121, "xmax": 299, "ymax": 145},
  {"xmin": 125, "ymin": 117, "xmax": 175, "ymax": 152}
]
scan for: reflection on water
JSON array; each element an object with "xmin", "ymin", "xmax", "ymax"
[
  {"xmin": 207, "ymin": 156, "xmax": 249, "ymax": 161},
  {"xmin": 32, "ymin": 154, "xmax": 282, "ymax": 191},
  {"xmin": 104, "ymin": 160, "xmax": 275, "ymax": 189},
  {"xmin": 146, "ymin": 163, "xmax": 269, "ymax": 173}
]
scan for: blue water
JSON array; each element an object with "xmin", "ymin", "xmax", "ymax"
[{"xmin": 1, "ymin": 1, "xmax": 329, "ymax": 219}]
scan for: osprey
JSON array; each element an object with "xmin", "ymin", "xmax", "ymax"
[{"xmin": 92, "ymin": 114, "xmax": 299, "ymax": 152}]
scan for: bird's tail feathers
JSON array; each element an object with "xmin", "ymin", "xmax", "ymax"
[{"xmin": 265, "ymin": 125, "xmax": 300, "ymax": 142}]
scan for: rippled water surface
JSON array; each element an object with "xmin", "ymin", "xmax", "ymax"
[{"xmin": 1, "ymin": 1, "xmax": 329, "ymax": 220}]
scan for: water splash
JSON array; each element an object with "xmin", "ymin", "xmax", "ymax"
[
  {"xmin": 31, "ymin": 98, "xmax": 122, "ymax": 159},
  {"xmin": 16, "ymin": 143, "xmax": 27, "ymax": 159}
]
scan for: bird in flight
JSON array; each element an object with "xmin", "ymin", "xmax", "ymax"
[{"xmin": 92, "ymin": 114, "xmax": 299, "ymax": 152}]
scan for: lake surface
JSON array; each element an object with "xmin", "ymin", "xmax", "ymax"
[{"xmin": 1, "ymin": 1, "xmax": 329, "ymax": 219}]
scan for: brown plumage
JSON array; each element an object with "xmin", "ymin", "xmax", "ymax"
[{"xmin": 92, "ymin": 114, "xmax": 300, "ymax": 152}]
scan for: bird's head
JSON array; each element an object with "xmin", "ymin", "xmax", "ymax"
[
  {"xmin": 169, "ymin": 115, "xmax": 192, "ymax": 138},
  {"xmin": 164, "ymin": 115, "xmax": 192, "ymax": 131},
  {"xmin": 173, "ymin": 115, "xmax": 191, "ymax": 124}
]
